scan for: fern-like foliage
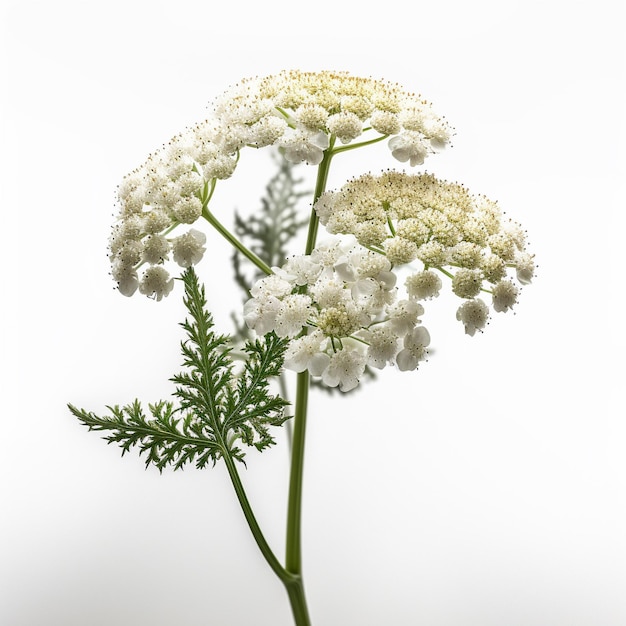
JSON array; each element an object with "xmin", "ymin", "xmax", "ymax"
[{"xmin": 69, "ymin": 268, "xmax": 290, "ymax": 471}]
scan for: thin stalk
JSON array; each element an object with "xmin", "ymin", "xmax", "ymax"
[
  {"xmin": 202, "ymin": 206, "xmax": 273, "ymax": 276},
  {"xmin": 285, "ymin": 577, "xmax": 312, "ymax": 626},
  {"xmin": 304, "ymin": 137, "xmax": 335, "ymax": 255},
  {"xmin": 222, "ymin": 430, "xmax": 312, "ymax": 625},
  {"xmin": 222, "ymin": 452, "xmax": 293, "ymax": 584},
  {"xmin": 331, "ymin": 133, "xmax": 388, "ymax": 155},
  {"xmin": 285, "ymin": 370, "xmax": 310, "ymax": 575}
]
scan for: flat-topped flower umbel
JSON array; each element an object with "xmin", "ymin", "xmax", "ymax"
[
  {"xmin": 211, "ymin": 70, "xmax": 452, "ymax": 161},
  {"xmin": 314, "ymin": 171, "xmax": 534, "ymax": 336}
]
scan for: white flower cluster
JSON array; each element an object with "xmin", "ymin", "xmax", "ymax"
[
  {"xmin": 315, "ymin": 171, "xmax": 534, "ymax": 336},
  {"xmin": 109, "ymin": 71, "xmax": 452, "ymax": 298},
  {"xmin": 108, "ymin": 129, "xmax": 233, "ymax": 298},
  {"xmin": 211, "ymin": 70, "xmax": 452, "ymax": 165},
  {"xmin": 244, "ymin": 237, "xmax": 431, "ymax": 392}
]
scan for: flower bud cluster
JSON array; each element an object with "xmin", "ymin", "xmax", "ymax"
[
  {"xmin": 244, "ymin": 237, "xmax": 431, "ymax": 391},
  {"xmin": 314, "ymin": 172, "xmax": 534, "ymax": 335},
  {"xmin": 109, "ymin": 71, "xmax": 452, "ymax": 299}
]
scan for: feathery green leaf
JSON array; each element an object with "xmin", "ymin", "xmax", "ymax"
[{"xmin": 69, "ymin": 267, "xmax": 289, "ymax": 471}]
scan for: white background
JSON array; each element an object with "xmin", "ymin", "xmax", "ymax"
[{"xmin": 2, "ymin": 1, "xmax": 625, "ymax": 624}]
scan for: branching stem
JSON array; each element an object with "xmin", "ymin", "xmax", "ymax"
[
  {"xmin": 211, "ymin": 140, "xmax": 341, "ymax": 625},
  {"xmin": 331, "ymin": 133, "xmax": 388, "ymax": 155},
  {"xmin": 222, "ymin": 452, "xmax": 294, "ymax": 584},
  {"xmin": 202, "ymin": 206, "xmax": 273, "ymax": 276},
  {"xmin": 283, "ymin": 370, "xmax": 312, "ymax": 625}
]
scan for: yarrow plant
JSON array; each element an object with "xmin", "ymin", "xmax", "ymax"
[{"xmin": 69, "ymin": 70, "xmax": 535, "ymax": 625}]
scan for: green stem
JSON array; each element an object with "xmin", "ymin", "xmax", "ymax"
[
  {"xmin": 202, "ymin": 206, "xmax": 273, "ymax": 276},
  {"xmin": 331, "ymin": 133, "xmax": 388, "ymax": 155},
  {"xmin": 304, "ymin": 137, "xmax": 335, "ymax": 255},
  {"xmin": 285, "ymin": 577, "xmax": 312, "ymax": 626},
  {"xmin": 222, "ymin": 452, "xmax": 292, "ymax": 584},
  {"xmin": 223, "ymin": 444, "xmax": 312, "ymax": 626},
  {"xmin": 436, "ymin": 266, "xmax": 454, "ymax": 279},
  {"xmin": 285, "ymin": 370, "xmax": 310, "ymax": 575}
]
